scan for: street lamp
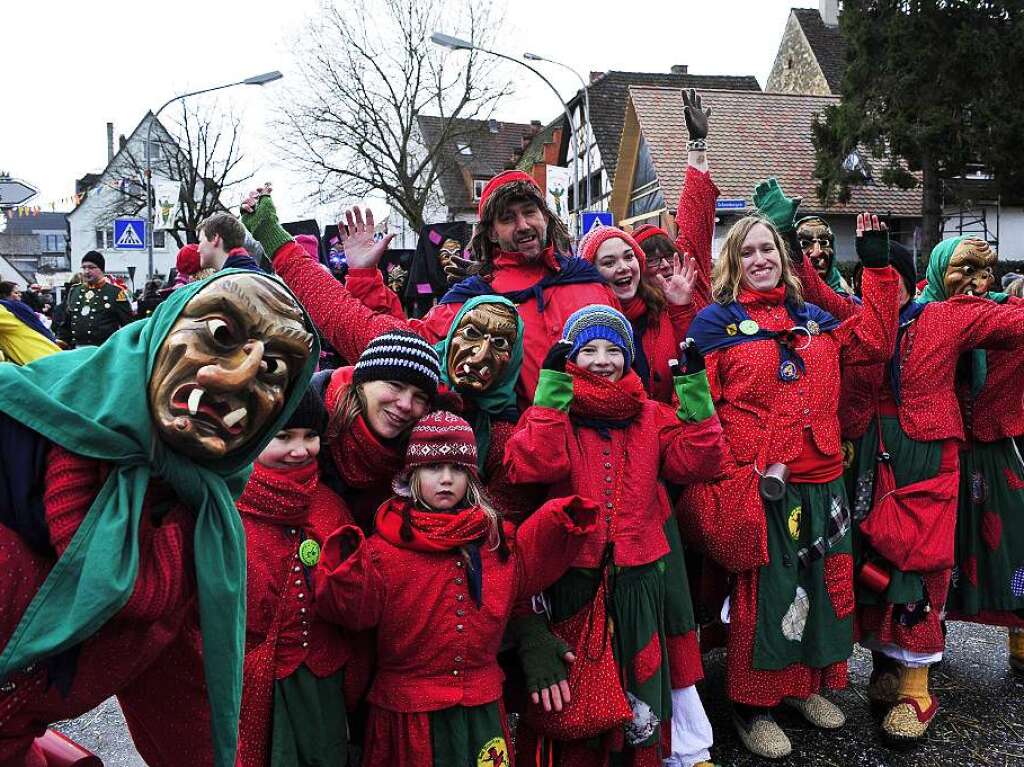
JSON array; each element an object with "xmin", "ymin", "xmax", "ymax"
[
  {"xmin": 144, "ymin": 71, "xmax": 283, "ymax": 279},
  {"xmin": 523, "ymin": 52, "xmax": 593, "ymax": 214},
  {"xmin": 429, "ymin": 33, "xmax": 582, "ymax": 235}
]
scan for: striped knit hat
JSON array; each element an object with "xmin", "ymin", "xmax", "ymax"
[
  {"xmin": 394, "ymin": 410, "xmax": 479, "ymax": 493},
  {"xmin": 563, "ymin": 304, "xmax": 635, "ymax": 371},
  {"xmin": 352, "ymin": 330, "xmax": 440, "ymax": 401}
]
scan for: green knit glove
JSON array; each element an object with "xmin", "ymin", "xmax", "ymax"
[
  {"xmin": 510, "ymin": 613, "xmax": 571, "ymax": 694},
  {"xmin": 674, "ymin": 370, "xmax": 715, "ymax": 423},
  {"xmin": 534, "ymin": 369, "xmax": 573, "ymax": 412},
  {"xmin": 240, "ymin": 195, "xmax": 293, "ymax": 258},
  {"xmin": 856, "ymin": 229, "xmax": 891, "ymax": 269},
  {"xmin": 753, "ymin": 178, "xmax": 802, "ymax": 234}
]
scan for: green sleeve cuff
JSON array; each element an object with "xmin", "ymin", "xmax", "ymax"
[
  {"xmin": 674, "ymin": 370, "xmax": 715, "ymax": 422},
  {"xmin": 534, "ymin": 369, "xmax": 573, "ymax": 411},
  {"xmin": 241, "ymin": 197, "xmax": 293, "ymax": 258}
]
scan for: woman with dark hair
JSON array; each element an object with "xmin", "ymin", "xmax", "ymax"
[{"xmin": 681, "ymin": 199, "xmax": 899, "ymax": 759}]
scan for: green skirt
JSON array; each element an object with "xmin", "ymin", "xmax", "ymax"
[
  {"xmin": 753, "ymin": 476, "xmax": 854, "ymax": 671},
  {"xmin": 947, "ymin": 439, "xmax": 1024, "ymax": 616},
  {"xmin": 270, "ymin": 665, "xmax": 347, "ymax": 767},
  {"xmin": 548, "ymin": 560, "xmax": 671, "ymax": 749},
  {"xmin": 846, "ymin": 417, "xmax": 943, "ymax": 607}
]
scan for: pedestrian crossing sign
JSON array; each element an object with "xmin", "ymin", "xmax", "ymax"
[{"xmin": 114, "ymin": 218, "xmax": 147, "ymax": 250}]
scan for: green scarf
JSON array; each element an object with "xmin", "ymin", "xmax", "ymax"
[
  {"xmin": 917, "ymin": 235, "xmax": 1007, "ymax": 396},
  {"xmin": 823, "ymin": 258, "xmax": 851, "ymax": 296},
  {"xmin": 433, "ymin": 295, "xmax": 524, "ymax": 474},
  {"xmin": 0, "ymin": 270, "xmax": 318, "ymax": 767}
]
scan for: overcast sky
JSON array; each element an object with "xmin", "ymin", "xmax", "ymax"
[{"xmin": 3, "ymin": 0, "xmax": 817, "ymax": 222}]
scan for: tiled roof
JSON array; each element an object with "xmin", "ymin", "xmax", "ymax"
[
  {"xmin": 793, "ymin": 8, "xmax": 846, "ymax": 94},
  {"xmin": 516, "ymin": 117, "xmax": 564, "ymax": 173},
  {"xmin": 3, "ymin": 212, "xmax": 68, "ymax": 233},
  {"xmin": 418, "ymin": 115, "xmax": 542, "ymax": 214},
  {"xmin": 627, "ymin": 86, "xmax": 921, "ymax": 217},
  {"xmin": 581, "ymin": 71, "xmax": 761, "ymax": 184}
]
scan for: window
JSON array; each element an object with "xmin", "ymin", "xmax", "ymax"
[
  {"xmin": 42, "ymin": 234, "xmax": 64, "ymax": 252},
  {"xmin": 153, "ymin": 230, "xmax": 166, "ymax": 249},
  {"xmin": 457, "ymin": 143, "xmax": 472, "ymax": 156},
  {"xmin": 94, "ymin": 228, "xmax": 114, "ymax": 249},
  {"xmin": 473, "ymin": 179, "xmax": 487, "ymax": 201}
]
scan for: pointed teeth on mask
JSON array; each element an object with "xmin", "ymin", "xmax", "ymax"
[
  {"xmin": 479, "ymin": 366, "xmax": 489, "ymax": 376},
  {"xmin": 188, "ymin": 388, "xmax": 205, "ymax": 416},
  {"xmin": 462, "ymin": 363, "xmax": 472, "ymax": 374},
  {"xmin": 223, "ymin": 408, "xmax": 248, "ymax": 428}
]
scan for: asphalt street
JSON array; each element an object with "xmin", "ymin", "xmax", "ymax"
[{"xmin": 57, "ymin": 622, "xmax": 1024, "ymax": 766}]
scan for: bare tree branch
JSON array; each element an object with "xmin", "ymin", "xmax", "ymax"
[{"xmin": 274, "ymin": 0, "xmax": 512, "ymax": 232}]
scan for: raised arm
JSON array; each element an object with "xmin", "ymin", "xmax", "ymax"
[{"xmin": 836, "ymin": 215, "xmax": 899, "ymax": 367}]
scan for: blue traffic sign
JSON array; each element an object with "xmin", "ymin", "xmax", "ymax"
[
  {"xmin": 581, "ymin": 211, "xmax": 613, "ymax": 233},
  {"xmin": 716, "ymin": 199, "xmax": 747, "ymax": 210},
  {"xmin": 113, "ymin": 218, "xmax": 147, "ymax": 250}
]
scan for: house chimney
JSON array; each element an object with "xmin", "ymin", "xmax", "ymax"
[
  {"xmin": 106, "ymin": 122, "xmax": 114, "ymax": 163},
  {"xmin": 670, "ymin": 64, "xmax": 688, "ymax": 75},
  {"xmin": 119, "ymin": 134, "xmax": 127, "ymax": 151},
  {"xmin": 589, "ymin": 71, "xmax": 604, "ymax": 84},
  {"xmin": 820, "ymin": 0, "xmax": 839, "ymax": 26},
  {"xmin": 488, "ymin": 118, "xmax": 499, "ymax": 134}
]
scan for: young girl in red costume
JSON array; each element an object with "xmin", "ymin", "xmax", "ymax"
[
  {"xmin": 237, "ymin": 383, "xmax": 354, "ymax": 766},
  {"xmin": 505, "ymin": 305, "xmax": 724, "ymax": 767},
  {"xmin": 315, "ymin": 411, "xmax": 596, "ymax": 767}
]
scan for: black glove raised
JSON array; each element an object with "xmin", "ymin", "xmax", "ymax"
[
  {"xmin": 682, "ymin": 88, "xmax": 711, "ymax": 141},
  {"xmin": 856, "ymin": 229, "xmax": 890, "ymax": 269},
  {"xmin": 542, "ymin": 340, "xmax": 573, "ymax": 372}
]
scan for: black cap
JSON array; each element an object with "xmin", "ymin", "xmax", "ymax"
[
  {"xmin": 284, "ymin": 379, "xmax": 329, "ymax": 434},
  {"xmin": 82, "ymin": 251, "xmax": 105, "ymax": 271}
]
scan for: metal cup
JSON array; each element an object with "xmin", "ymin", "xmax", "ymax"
[{"xmin": 759, "ymin": 462, "xmax": 791, "ymax": 502}]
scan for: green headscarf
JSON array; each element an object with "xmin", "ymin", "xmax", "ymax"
[
  {"xmin": 0, "ymin": 270, "xmax": 318, "ymax": 767},
  {"xmin": 433, "ymin": 295, "xmax": 524, "ymax": 474},
  {"xmin": 917, "ymin": 235, "xmax": 1007, "ymax": 395}
]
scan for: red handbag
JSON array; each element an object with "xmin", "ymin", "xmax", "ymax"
[
  {"xmin": 858, "ymin": 423, "xmax": 958, "ymax": 573},
  {"xmin": 522, "ymin": 579, "xmax": 632, "ymax": 740}
]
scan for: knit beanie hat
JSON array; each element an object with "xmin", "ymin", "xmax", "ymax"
[
  {"xmin": 577, "ymin": 225, "xmax": 646, "ymax": 271},
  {"xmin": 82, "ymin": 250, "xmax": 105, "ymax": 271},
  {"xmin": 477, "ymin": 170, "xmax": 541, "ymax": 218},
  {"xmin": 176, "ymin": 243, "xmax": 201, "ymax": 277},
  {"xmin": 1002, "ymin": 271, "xmax": 1023, "ymax": 291},
  {"xmin": 295, "ymin": 234, "xmax": 320, "ymax": 261},
  {"xmin": 631, "ymin": 223, "xmax": 672, "ymax": 247},
  {"xmin": 352, "ymin": 330, "xmax": 440, "ymax": 401},
  {"xmin": 283, "ymin": 379, "xmax": 328, "ymax": 434},
  {"xmin": 889, "ymin": 240, "xmax": 917, "ymax": 298},
  {"xmin": 393, "ymin": 410, "xmax": 479, "ymax": 493},
  {"xmin": 563, "ymin": 304, "xmax": 635, "ymax": 371}
]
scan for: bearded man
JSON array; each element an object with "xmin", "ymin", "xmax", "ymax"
[{"xmin": 244, "ymin": 173, "xmax": 617, "ymax": 403}]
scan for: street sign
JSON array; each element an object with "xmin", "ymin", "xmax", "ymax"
[
  {"xmin": 0, "ymin": 178, "xmax": 38, "ymax": 206},
  {"xmin": 581, "ymin": 211, "xmax": 613, "ymax": 233},
  {"xmin": 114, "ymin": 218, "xmax": 147, "ymax": 250},
  {"xmin": 716, "ymin": 199, "xmax": 747, "ymax": 210}
]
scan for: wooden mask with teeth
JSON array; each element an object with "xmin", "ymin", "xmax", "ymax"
[
  {"xmin": 446, "ymin": 303, "xmax": 518, "ymax": 393},
  {"xmin": 944, "ymin": 238, "xmax": 996, "ymax": 298},
  {"xmin": 438, "ymin": 238, "xmax": 463, "ymax": 272},
  {"xmin": 148, "ymin": 273, "xmax": 314, "ymax": 459},
  {"xmin": 796, "ymin": 217, "xmax": 835, "ymax": 278}
]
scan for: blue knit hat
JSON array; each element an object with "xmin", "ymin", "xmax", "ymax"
[{"xmin": 563, "ymin": 304, "xmax": 635, "ymax": 370}]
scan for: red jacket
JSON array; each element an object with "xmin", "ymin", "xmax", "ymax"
[
  {"xmin": 0, "ymin": 447, "xmax": 213, "ymax": 767},
  {"xmin": 636, "ymin": 304, "xmax": 695, "ymax": 404},
  {"xmin": 968, "ymin": 297, "xmax": 1024, "ymax": 442},
  {"xmin": 504, "ymin": 392, "xmax": 724, "ymax": 568},
  {"xmin": 314, "ymin": 496, "xmax": 595, "ymax": 713},
  {"xmin": 274, "ymin": 242, "xmax": 618, "ymax": 403}
]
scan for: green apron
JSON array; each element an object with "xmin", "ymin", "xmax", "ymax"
[
  {"xmin": 752, "ymin": 477, "xmax": 854, "ymax": 670},
  {"xmin": 270, "ymin": 665, "xmax": 347, "ymax": 767},
  {"xmin": 429, "ymin": 701, "xmax": 507, "ymax": 767}
]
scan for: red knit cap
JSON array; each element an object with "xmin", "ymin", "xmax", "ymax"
[
  {"xmin": 399, "ymin": 410, "xmax": 478, "ymax": 482},
  {"xmin": 577, "ymin": 225, "xmax": 646, "ymax": 272},
  {"xmin": 176, "ymin": 243, "xmax": 201, "ymax": 276},
  {"xmin": 477, "ymin": 170, "xmax": 541, "ymax": 218},
  {"xmin": 631, "ymin": 223, "xmax": 672, "ymax": 246}
]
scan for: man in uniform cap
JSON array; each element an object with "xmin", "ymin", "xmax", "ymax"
[{"xmin": 55, "ymin": 251, "xmax": 132, "ymax": 348}]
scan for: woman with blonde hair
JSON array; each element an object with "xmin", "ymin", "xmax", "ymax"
[{"xmin": 680, "ymin": 189, "xmax": 900, "ymax": 759}]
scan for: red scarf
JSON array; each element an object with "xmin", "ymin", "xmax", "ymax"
[
  {"xmin": 237, "ymin": 461, "xmax": 318, "ymax": 526},
  {"xmin": 375, "ymin": 497, "xmax": 492, "ymax": 552},
  {"xmin": 493, "ymin": 244, "xmax": 560, "ymax": 272},
  {"xmin": 566, "ymin": 362, "xmax": 646, "ymax": 421},
  {"xmin": 620, "ymin": 295, "xmax": 647, "ymax": 321},
  {"xmin": 738, "ymin": 285, "xmax": 787, "ymax": 307}
]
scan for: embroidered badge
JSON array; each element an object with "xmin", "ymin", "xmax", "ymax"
[
  {"xmin": 781, "ymin": 586, "xmax": 810, "ymax": 642},
  {"xmin": 85, "ymin": 290, "xmax": 95, "ymax": 300},
  {"xmin": 1011, "ymin": 567, "xmax": 1024, "ymax": 598},
  {"xmin": 725, "ymin": 323, "xmax": 738, "ymax": 336},
  {"xmin": 116, "ymin": 289, "xmax": 129, "ymax": 302},
  {"xmin": 477, "ymin": 737, "xmax": 508, "ymax": 767},
  {"xmin": 807, "ymin": 320, "xmax": 820, "ymax": 335},
  {"xmin": 80, "ymin": 305, "xmax": 91, "ymax": 317},
  {"xmin": 739, "ymin": 319, "xmax": 759, "ymax": 336},
  {"xmin": 298, "ymin": 539, "xmax": 321, "ymax": 567},
  {"xmin": 787, "ymin": 506, "xmax": 802, "ymax": 542},
  {"xmin": 779, "ymin": 360, "xmax": 799, "ymax": 382}
]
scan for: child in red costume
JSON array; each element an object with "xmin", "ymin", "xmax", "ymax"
[
  {"xmin": 315, "ymin": 411, "xmax": 596, "ymax": 767},
  {"xmin": 237, "ymin": 383, "xmax": 355, "ymax": 766},
  {"xmin": 504, "ymin": 305, "xmax": 724, "ymax": 767}
]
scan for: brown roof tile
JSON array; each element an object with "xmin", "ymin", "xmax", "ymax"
[
  {"xmin": 627, "ymin": 86, "xmax": 922, "ymax": 218},
  {"xmin": 793, "ymin": 8, "xmax": 846, "ymax": 94}
]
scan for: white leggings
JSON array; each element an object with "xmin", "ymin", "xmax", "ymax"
[{"xmin": 663, "ymin": 685, "xmax": 713, "ymax": 767}]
